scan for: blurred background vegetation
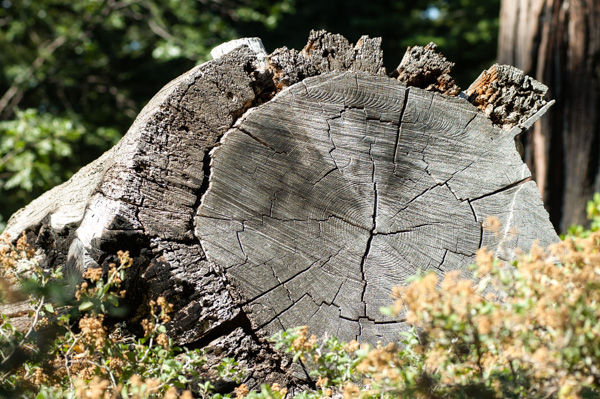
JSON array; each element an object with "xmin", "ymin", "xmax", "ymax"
[{"xmin": 0, "ymin": 0, "xmax": 500, "ymax": 230}]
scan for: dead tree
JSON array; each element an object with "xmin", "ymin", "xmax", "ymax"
[{"xmin": 3, "ymin": 31, "xmax": 557, "ymax": 387}]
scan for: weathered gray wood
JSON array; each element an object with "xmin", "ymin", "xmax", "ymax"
[
  {"xmin": 471, "ymin": 181, "xmax": 558, "ymax": 259},
  {"xmin": 196, "ymin": 71, "xmax": 557, "ymax": 343},
  {"xmin": 2, "ymin": 30, "xmax": 559, "ymax": 388},
  {"xmin": 0, "ymin": 300, "xmax": 34, "ymax": 332}
]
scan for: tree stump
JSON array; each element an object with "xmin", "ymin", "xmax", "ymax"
[{"xmin": 3, "ymin": 31, "xmax": 558, "ymax": 386}]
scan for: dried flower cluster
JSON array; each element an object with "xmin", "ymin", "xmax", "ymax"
[
  {"xmin": 385, "ymin": 227, "xmax": 600, "ymax": 398},
  {"xmin": 291, "ymin": 325, "xmax": 317, "ymax": 353},
  {"xmin": 269, "ymin": 214, "xmax": 600, "ymax": 399},
  {"xmin": 0, "ymin": 232, "xmax": 39, "ymax": 302}
]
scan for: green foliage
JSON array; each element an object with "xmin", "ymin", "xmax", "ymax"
[
  {"xmin": 565, "ymin": 193, "xmax": 600, "ymax": 238},
  {"xmin": 0, "ymin": 0, "xmax": 294, "ymax": 224},
  {"xmin": 587, "ymin": 193, "xmax": 600, "ymax": 231},
  {"xmin": 272, "ymin": 327, "xmax": 365, "ymax": 387},
  {"xmin": 0, "ymin": 109, "xmax": 82, "ymax": 190},
  {"xmin": 270, "ymin": 326, "xmax": 430, "ymax": 398}
]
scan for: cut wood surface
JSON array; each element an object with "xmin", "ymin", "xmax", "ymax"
[
  {"xmin": 3, "ymin": 31, "xmax": 558, "ymax": 386},
  {"xmin": 197, "ymin": 71, "xmax": 555, "ymax": 342}
]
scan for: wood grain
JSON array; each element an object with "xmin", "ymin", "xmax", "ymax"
[{"xmin": 197, "ymin": 72, "xmax": 557, "ymax": 343}]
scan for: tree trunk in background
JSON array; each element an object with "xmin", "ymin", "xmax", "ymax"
[{"xmin": 498, "ymin": 0, "xmax": 600, "ymax": 232}]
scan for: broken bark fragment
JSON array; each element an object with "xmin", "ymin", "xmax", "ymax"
[
  {"xmin": 465, "ymin": 64, "xmax": 554, "ymax": 130},
  {"xmin": 392, "ymin": 42, "xmax": 460, "ymax": 96},
  {"xmin": 266, "ymin": 29, "xmax": 386, "ymax": 92},
  {"xmin": 3, "ymin": 31, "xmax": 558, "ymax": 389}
]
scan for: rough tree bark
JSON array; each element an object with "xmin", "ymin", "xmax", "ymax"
[
  {"xmin": 498, "ymin": 0, "xmax": 600, "ymax": 231},
  {"xmin": 3, "ymin": 31, "xmax": 557, "ymax": 388}
]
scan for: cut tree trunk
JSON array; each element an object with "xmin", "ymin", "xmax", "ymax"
[
  {"xmin": 497, "ymin": 0, "xmax": 600, "ymax": 231},
  {"xmin": 2, "ymin": 31, "xmax": 558, "ymax": 388}
]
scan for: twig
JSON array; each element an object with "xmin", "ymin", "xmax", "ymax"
[{"xmin": 0, "ymin": 35, "xmax": 68, "ymax": 118}]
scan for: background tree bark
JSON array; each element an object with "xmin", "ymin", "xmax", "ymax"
[{"xmin": 497, "ymin": 0, "xmax": 600, "ymax": 231}]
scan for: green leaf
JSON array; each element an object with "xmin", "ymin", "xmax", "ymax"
[{"xmin": 78, "ymin": 301, "xmax": 94, "ymax": 311}]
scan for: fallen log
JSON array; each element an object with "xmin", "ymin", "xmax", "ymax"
[{"xmin": 3, "ymin": 31, "xmax": 558, "ymax": 386}]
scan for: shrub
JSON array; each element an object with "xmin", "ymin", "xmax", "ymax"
[{"xmin": 272, "ymin": 221, "xmax": 600, "ymax": 398}]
